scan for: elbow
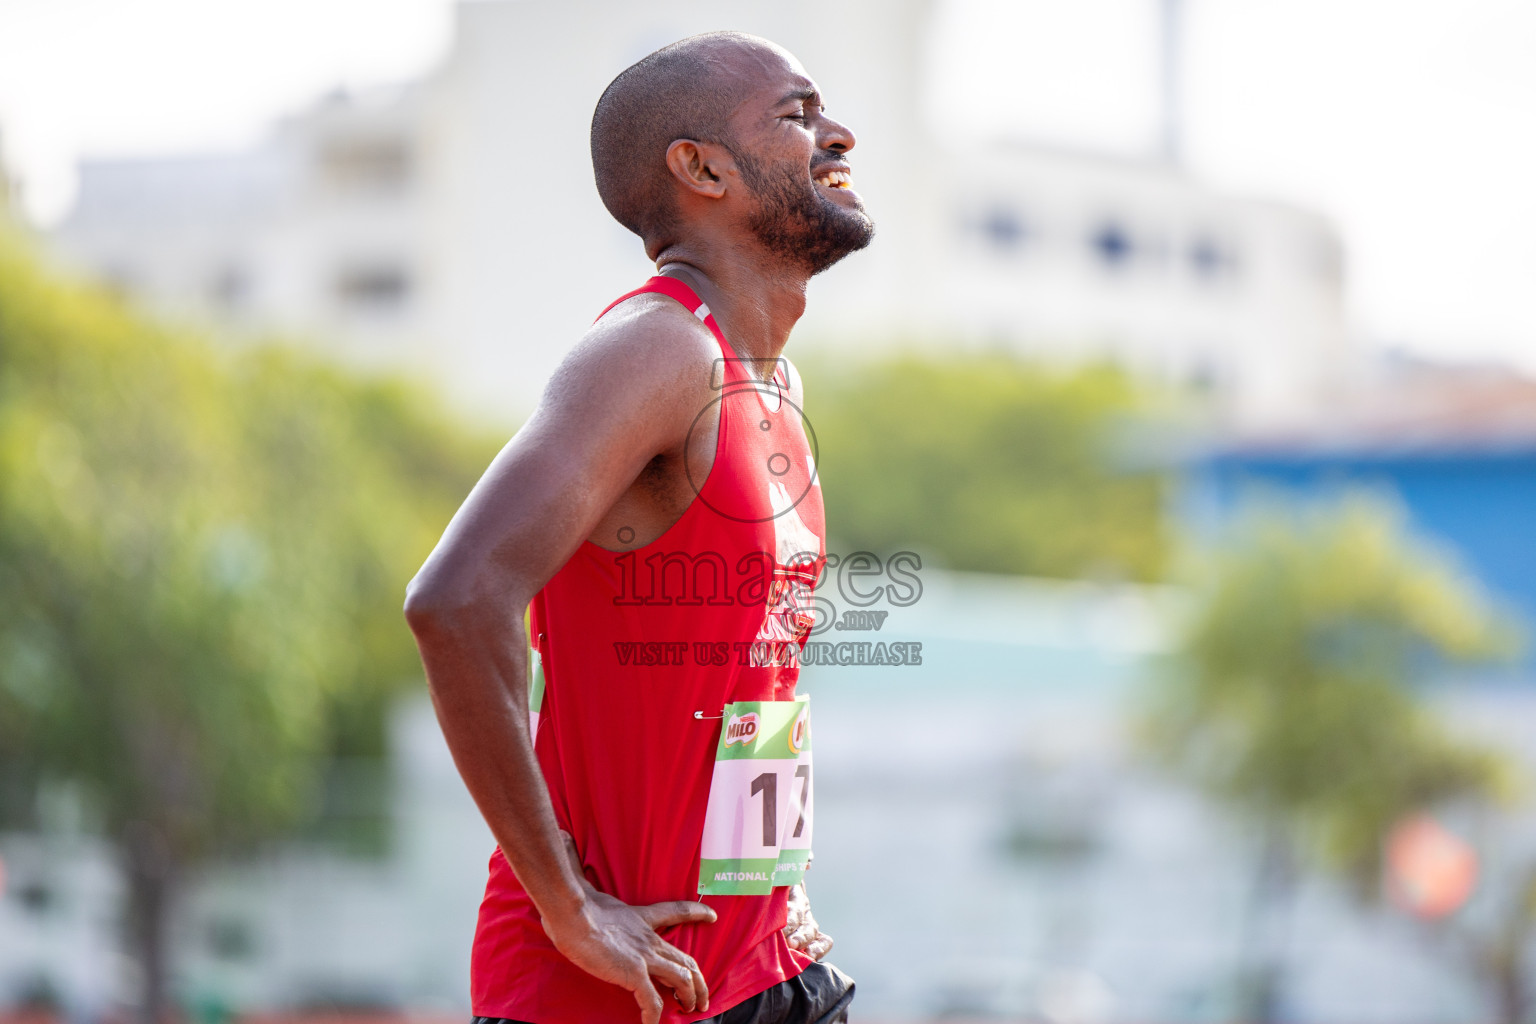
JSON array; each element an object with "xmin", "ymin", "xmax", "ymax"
[
  {"xmin": 403, "ymin": 570, "xmax": 464, "ymax": 641},
  {"xmin": 403, "ymin": 562, "xmax": 525, "ymax": 644}
]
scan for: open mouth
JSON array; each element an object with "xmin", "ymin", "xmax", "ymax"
[{"xmin": 813, "ymin": 169, "xmax": 853, "ymax": 190}]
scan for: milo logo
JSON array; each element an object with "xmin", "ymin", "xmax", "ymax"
[
  {"xmin": 788, "ymin": 707, "xmax": 810, "ymax": 754},
  {"xmin": 724, "ymin": 711, "xmax": 760, "ymax": 747}
]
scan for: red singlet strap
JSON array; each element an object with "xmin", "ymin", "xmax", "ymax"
[
  {"xmin": 595, "ymin": 275, "xmax": 737, "ymax": 358},
  {"xmin": 596, "ymin": 275, "xmax": 702, "ymax": 319}
]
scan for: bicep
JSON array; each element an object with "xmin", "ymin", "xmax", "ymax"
[
  {"xmin": 411, "ymin": 314, "xmax": 708, "ymax": 612},
  {"xmin": 446, "ymin": 404, "xmax": 652, "ymax": 592}
]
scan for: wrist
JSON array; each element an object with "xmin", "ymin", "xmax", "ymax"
[{"xmin": 540, "ymin": 887, "xmax": 594, "ymax": 939}]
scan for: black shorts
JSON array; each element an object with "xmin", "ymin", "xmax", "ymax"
[{"xmin": 471, "ymin": 960, "xmax": 855, "ymax": 1024}]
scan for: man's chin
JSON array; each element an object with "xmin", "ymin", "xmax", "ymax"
[
  {"xmin": 806, "ymin": 210, "xmax": 874, "ymax": 276},
  {"xmin": 746, "ymin": 189, "xmax": 876, "ymax": 275}
]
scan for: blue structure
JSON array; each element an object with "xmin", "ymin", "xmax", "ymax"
[{"xmin": 1185, "ymin": 439, "xmax": 1536, "ymax": 666}]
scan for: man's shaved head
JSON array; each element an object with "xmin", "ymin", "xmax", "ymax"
[
  {"xmin": 593, "ymin": 31, "xmax": 874, "ymax": 274},
  {"xmin": 590, "ymin": 32, "xmax": 765, "ymax": 248}
]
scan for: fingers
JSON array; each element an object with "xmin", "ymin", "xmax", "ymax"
[
  {"xmin": 786, "ymin": 922, "xmax": 832, "ymax": 960},
  {"xmin": 785, "ymin": 904, "xmax": 817, "ymax": 950},
  {"xmin": 782, "ymin": 902, "xmax": 806, "ymax": 933},
  {"xmin": 646, "ymin": 944, "xmax": 709, "ymax": 1013},
  {"xmin": 634, "ymin": 902, "xmax": 712, "ymax": 1012},
  {"xmin": 639, "ymin": 899, "xmax": 718, "ymax": 929},
  {"xmin": 632, "ymin": 975, "xmax": 664, "ymax": 1024},
  {"xmin": 686, "ymin": 957, "xmax": 709, "ymax": 1012}
]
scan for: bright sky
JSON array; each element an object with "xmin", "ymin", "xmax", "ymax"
[{"xmin": 1, "ymin": 0, "xmax": 1533, "ymax": 369}]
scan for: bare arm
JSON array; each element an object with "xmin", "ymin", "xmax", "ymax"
[{"xmin": 403, "ymin": 298, "xmax": 720, "ymax": 1022}]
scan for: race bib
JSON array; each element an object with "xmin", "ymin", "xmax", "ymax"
[
  {"xmin": 528, "ymin": 647, "xmax": 545, "ymax": 738},
  {"xmin": 697, "ymin": 696, "xmax": 813, "ymax": 895}
]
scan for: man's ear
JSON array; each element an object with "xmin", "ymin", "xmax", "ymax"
[{"xmin": 666, "ymin": 139, "xmax": 733, "ymax": 199}]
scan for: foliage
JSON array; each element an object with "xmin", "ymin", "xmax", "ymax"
[
  {"xmin": 0, "ymin": 223, "xmax": 492, "ymax": 928},
  {"xmin": 1141, "ymin": 496, "xmax": 1519, "ymax": 885},
  {"xmin": 801, "ymin": 354, "xmax": 1169, "ymax": 581}
]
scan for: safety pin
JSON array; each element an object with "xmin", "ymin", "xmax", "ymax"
[{"xmin": 693, "ymin": 709, "xmax": 724, "ymax": 720}]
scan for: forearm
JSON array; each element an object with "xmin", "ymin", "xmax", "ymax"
[
  {"xmin": 412, "ymin": 609, "xmax": 588, "ymax": 929},
  {"xmin": 412, "ymin": 605, "xmax": 717, "ymax": 1019}
]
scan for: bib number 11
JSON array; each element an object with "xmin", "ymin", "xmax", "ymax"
[{"xmin": 697, "ymin": 697, "xmax": 813, "ymax": 895}]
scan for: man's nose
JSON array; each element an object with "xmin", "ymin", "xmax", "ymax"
[{"xmin": 818, "ymin": 114, "xmax": 856, "ymax": 154}]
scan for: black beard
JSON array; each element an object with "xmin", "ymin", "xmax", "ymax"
[{"xmin": 736, "ymin": 153, "xmax": 875, "ymax": 276}]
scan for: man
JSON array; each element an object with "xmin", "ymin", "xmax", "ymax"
[{"xmin": 404, "ymin": 31, "xmax": 873, "ymax": 1024}]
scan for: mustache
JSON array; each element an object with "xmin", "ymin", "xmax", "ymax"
[{"xmin": 810, "ymin": 157, "xmax": 849, "ymax": 175}]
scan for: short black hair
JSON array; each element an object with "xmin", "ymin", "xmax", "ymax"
[{"xmin": 590, "ymin": 32, "xmax": 762, "ymax": 251}]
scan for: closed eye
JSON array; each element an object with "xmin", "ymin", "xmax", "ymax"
[{"xmin": 779, "ymin": 95, "xmax": 823, "ymax": 125}]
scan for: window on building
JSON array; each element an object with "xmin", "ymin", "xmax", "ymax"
[
  {"xmin": 334, "ymin": 264, "xmax": 411, "ymax": 312},
  {"xmin": 1091, "ymin": 221, "xmax": 1134, "ymax": 268},
  {"xmin": 980, "ymin": 206, "xmax": 1027, "ymax": 251},
  {"xmin": 319, "ymin": 138, "xmax": 413, "ymax": 192},
  {"xmin": 961, "ymin": 205, "xmax": 1028, "ymax": 257},
  {"xmin": 1189, "ymin": 235, "xmax": 1238, "ymax": 282}
]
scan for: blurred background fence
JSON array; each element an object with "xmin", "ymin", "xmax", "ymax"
[{"xmin": 2, "ymin": 1, "xmax": 1535, "ymax": 1023}]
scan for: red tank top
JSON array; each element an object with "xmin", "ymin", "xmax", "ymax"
[{"xmin": 470, "ymin": 276, "xmax": 825, "ymax": 1022}]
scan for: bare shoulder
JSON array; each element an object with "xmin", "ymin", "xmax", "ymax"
[{"xmin": 542, "ymin": 293, "xmax": 720, "ymax": 414}]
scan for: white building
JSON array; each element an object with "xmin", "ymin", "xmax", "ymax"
[
  {"xmin": 51, "ymin": 0, "xmax": 1347, "ymax": 427},
  {"xmin": 55, "ymin": 85, "xmax": 434, "ymax": 378}
]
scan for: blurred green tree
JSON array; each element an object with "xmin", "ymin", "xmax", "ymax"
[
  {"xmin": 0, "ymin": 225, "xmax": 493, "ymax": 1022},
  {"xmin": 802, "ymin": 354, "xmax": 1169, "ymax": 580},
  {"xmin": 1140, "ymin": 497, "xmax": 1518, "ymax": 1021}
]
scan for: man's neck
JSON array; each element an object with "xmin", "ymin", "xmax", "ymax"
[{"xmin": 655, "ymin": 239, "xmax": 808, "ymax": 373}]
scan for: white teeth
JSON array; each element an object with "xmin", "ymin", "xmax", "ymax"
[{"xmin": 816, "ymin": 170, "xmax": 853, "ymax": 188}]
